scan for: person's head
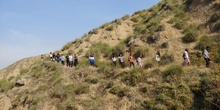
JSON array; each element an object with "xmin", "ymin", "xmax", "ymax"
[
  {"xmin": 130, "ymin": 53, "xmax": 132, "ymax": 56},
  {"xmin": 206, "ymin": 46, "xmax": 210, "ymax": 49},
  {"xmin": 185, "ymin": 48, "xmax": 188, "ymax": 52}
]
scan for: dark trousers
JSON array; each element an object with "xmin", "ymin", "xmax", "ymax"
[
  {"xmin": 204, "ymin": 58, "xmax": 210, "ymax": 67},
  {"xmin": 119, "ymin": 61, "xmax": 124, "ymax": 68},
  {"xmin": 113, "ymin": 61, "xmax": 116, "ymax": 67},
  {"xmin": 129, "ymin": 62, "xmax": 134, "ymax": 67}
]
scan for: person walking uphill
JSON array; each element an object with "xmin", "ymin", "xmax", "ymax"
[
  {"xmin": 203, "ymin": 46, "xmax": 210, "ymax": 67},
  {"xmin": 129, "ymin": 53, "xmax": 134, "ymax": 67},
  {"xmin": 118, "ymin": 53, "xmax": 124, "ymax": 68},
  {"xmin": 112, "ymin": 55, "xmax": 117, "ymax": 67},
  {"xmin": 89, "ymin": 54, "xmax": 95, "ymax": 66},
  {"xmin": 183, "ymin": 49, "xmax": 190, "ymax": 66},
  {"xmin": 74, "ymin": 54, "xmax": 78, "ymax": 67},
  {"xmin": 66, "ymin": 54, "xmax": 70, "ymax": 67}
]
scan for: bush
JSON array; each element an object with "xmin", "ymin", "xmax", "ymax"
[
  {"xmin": 122, "ymin": 14, "xmax": 130, "ymax": 20},
  {"xmin": 74, "ymin": 83, "xmax": 89, "ymax": 95},
  {"xmin": 0, "ymin": 79, "xmax": 14, "ymax": 92},
  {"xmin": 144, "ymin": 63, "xmax": 154, "ymax": 69},
  {"xmin": 85, "ymin": 77, "xmax": 99, "ymax": 84},
  {"xmin": 174, "ymin": 20, "xmax": 186, "ymax": 30},
  {"xmin": 195, "ymin": 35, "xmax": 212, "ymax": 50},
  {"xmin": 209, "ymin": 13, "xmax": 220, "ymax": 23},
  {"xmin": 146, "ymin": 33, "xmax": 160, "ymax": 44},
  {"xmin": 157, "ymin": 24, "xmax": 165, "ymax": 31},
  {"xmin": 163, "ymin": 65, "xmax": 183, "ymax": 78},
  {"xmin": 213, "ymin": 19, "xmax": 220, "ymax": 32},
  {"xmin": 61, "ymin": 41, "xmax": 73, "ymax": 51},
  {"xmin": 212, "ymin": 34, "xmax": 220, "ymax": 43},
  {"xmin": 88, "ymin": 29, "xmax": 98, "ymax": 34},
  {"xmin": 109, "ymin": 86, "xmax": 129, "ymax": 97},
  {"xmin": 133, "ymin": 47, "xmax": 149, "ymax": 58},
  {"xmin": 106, "ymin": 25, "xmax": 114, "ymax": 31},
  {"xmin": 159, "ymin": 54, "xmax": 174, "ymax": 66},
  {"xmin": 161, "ymin": 42, "xmax": 169, "ymax": 48},
  {"xmin": 131, "ymin": 17, "xmax": 140, "ymax": 23},
  {"xmin": 182, "ymin": 32, "xmax": 198, "ymax": 43},
  {"xmin": 87, "ymin": 42, "xmax": 112, "ymax": 58}
]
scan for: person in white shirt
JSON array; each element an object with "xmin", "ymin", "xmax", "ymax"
[
  {"xmin": 69, "ymin": 54, "xmax": 73, "ymax": 67},
  {"xmin": 203, "ymin": 46, "xmax": 210, "ymax": 67},
  {"xmin": 112, "ymin": 55, "xmax": 117, "ymax": 67},
  {"xmin": 183, "ymin": 49, "xmax": 190, "ymax": 66},
  {"xmin": 156, "ymin": 50, "xmax": 160, "ymax": 63}
]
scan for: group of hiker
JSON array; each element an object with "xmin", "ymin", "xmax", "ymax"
[
  {"xmin": 44, "ymin": 46, "xmax": 211, "ymax": 68},
  {"xmin": 49, "ymin": 52, "xmax": 78, "ymax": 67},
  {"xmin": 183, "ymin": 46, "xmax": 211, "ymax": 67}
]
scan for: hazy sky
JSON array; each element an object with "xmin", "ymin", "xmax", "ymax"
[{"xmin": 0, "ymin": 0, "xmax": 160, "ymax": 70}]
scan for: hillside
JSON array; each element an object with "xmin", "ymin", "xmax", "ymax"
[{"xmin": 0, "ymin": 0, "xmax": 220, "ymax": 110}]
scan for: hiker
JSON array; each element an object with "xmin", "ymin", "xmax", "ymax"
[
  {"xmin": 203, "ymin": 46, "xmax": 210, "ymax": 67},
  {"xmin": 60, "ymin": 54, "xmax": 65, "ymax": 65},
  {"xmin": 128, "ymin": 53, "xmax": 134, "ymax": 67},
  {"xmin": 66, "ymin": 54, "xmax": 70, "ymax": 67},
  {"xmin": 69, "ymin": 53, "xmax": 73, "ymax": 67},
  {"xmin": 56, "ymin": 53, "xmax": 60, "ymax": 62},
  {"xmin": 137, "ymin": 55, "xmax": 142, "ymax": 67},
  {"xmin": 112, "ymin": 55, "xmax": 117, "ymax": 67},
  {"xmin": 89, "ymin": 54, "xmax": 95, "ymax": 66},
  {"xmin": 183, "ymin": 49, "xmax": 190, "ymax": 66},
  {"xmin": 49, "ymin": 52, "xmax": 53, "ymax": 61},
  {"xmin": 74, "ymin": 54, "xmax": 78, "ymax": 67},
  {"xmin": 156, "ymin": 50, "xmax": 160, "ymax": 63},
  {"xmin": 52, "ymin": 53, "xmax": 56, "ymax": 61},
  {"xmin": 118, "ymin": 53, "xmax": 124, "ymax": 68},
  {"xmin": 41, "ymin": 54, "xmax": 44, "ymax": 60}
]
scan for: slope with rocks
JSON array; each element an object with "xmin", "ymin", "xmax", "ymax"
[{"xmin": 0, "ymin": 0, "xmax": 220, "ymax": 110}]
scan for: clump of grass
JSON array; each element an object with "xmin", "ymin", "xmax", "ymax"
[
  {"xmin": 114, "ymin": 19, "xmax": 122, "ymax": 25},
  {"xmin": 109, "ymin": 86, "xmax": 129, "ymax": 97},
  {"xmin": 20, "ymin": 68, "xmax": 29, "ymax": 75},
  {"xmin": 87, "ymin": 42, "xmax": 112, "ymax": 58},
  {"xmin": 157, "ymin": 24, "xmax": 165, "ymax": 31},
  {"xmin": 159, "ymin": 53, "xmax": 174, "ymax": 66},
  {"xmin": 209, "ymin": 13, "xmax": 220, "ymax": 23},
  {"xmin": 131, "ymin": 17, "xmax": 140, "ymax": 23},
  {"xmin": 174, "ymin": 20, "xmax": 186, "ymax": 30},
  {"xmin": 144, "ymin": 63, "xmax": 154, "ymax": 69},
  {"xmin": 212, "ymin": 34, "xmax": 220, "ymax": 43},
  {"xmin": 0, "ymin": 79, "xmax": 14, "ymax": 92},
  {"xmin": 122, "ymin": 14, "xmax": 130, "ymax": 20},
  {"xmin": 182, "ymin": 31, "xmax": 198, "ymax": 43},
  {"xmin": 163, "ymin": 65, "xmax": 183, "ymax": 78},
  {"xmin": 133, "ymin": 47, "xmax": 149, "ymax": 58},
  {"xmin": 195, "ymin": 35, "xmax": 212, "ymax": 50},
  {"xmin": 61, "ymin": 41, "xmax": 73, "ymax": 51},
  {"xmin": 85, "ymin": 77, "xmax": 99, "ymax": 84},
  {"xmin": 213, "ymin": 19, "xmax": 220, "ymax": 32},
  {"xmin": 74, "ymin": 83, "xmax": 90, "ymax": 95},
  {"xmin": 106, "ymin": 25, "xmax": 114, "ymax": 31},
  {"xmin": 88, "ymin": 29, "xmax": 98, "ymax": 34}
]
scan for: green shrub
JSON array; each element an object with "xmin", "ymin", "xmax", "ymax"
[
  {"xmin": 109, "ymin": 86, "xmax": 129, "ymax": 97},
  {"xmin": 182, "ymin": 32, "xmax": 198, "ymax": 43},
  {"xmin": 74, "ymin": 83, "xmax": 89, "ymax": 95},
  {"xmin": 106, "ymin": 25, "xmax": 114, "ymax": 31},
  {"xmin": 163, "ymin": 65, "xmax": 183, "ymax": 78},
  {"xmin": 131, "ymin": 17, "xmax": 140, "ymax": 23},
  {"xmin": 157, "ymin": 24, "xmax": 165, "ymax": 31},
  {"xmin": 133, "ymin": 47, "xmax": 149, "ymax": 58},
  {"xmin": 144, "ymin": 63, "xmax": 154, "ymax": 69},
  {"xmin": 122, "ymin": 14, "xmax": 130, "ymax": 20},
  {"xmin": 213, "ymin": 19, "xmax": 220, "ymax": 31},
  {"xmin": 174, "ymin": 20, "xmax": 185, "ymax": 30},
  {"xmin": 20, "ymin": 68, "xmax": 29, "ymax": 74},
  {"xmin": 195, "ymin": 35, "xmax": 212, "ymax": 50},
  {"xmin": 159, "ymin": 54, "xmax": 174, "ymax": 66},
  {"xmin": 85, "ymin": 77, "xmax": 99, "ymax": 84},
  {"xmin": 87, "ymin": 42, "xmax": 112, "ymax": 58},
  {"xmin": 0, "ymin": 79, "xmax": 14, "ymax": 92},
  {"xmin": 88, "ymin": 29, "xmax": 98, "ymax": 34},
  {"xmin": 212, "ymin": 34, "xmax": 220, "ymax": 43},
  {"xmin": 114, "ymin": 19, "xmax": 122, "ymax": 25}
]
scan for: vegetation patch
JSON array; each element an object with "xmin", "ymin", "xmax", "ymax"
[
  {"xmin": 182, "ymin": 31, "xmax": 198, "ymax": 43},
  {"xmin": 159, "ymin": 54, "xmax": 174, "ymax": 66}
]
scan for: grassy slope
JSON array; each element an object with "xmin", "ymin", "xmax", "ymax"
[{"xmin": 0, "ymin": 0, "xmax": 220, "ymax": 110}]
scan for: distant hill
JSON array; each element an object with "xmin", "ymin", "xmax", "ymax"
[{"xmin": 0, "ymin": 0, "xmax": 220, "ymax": 109}]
